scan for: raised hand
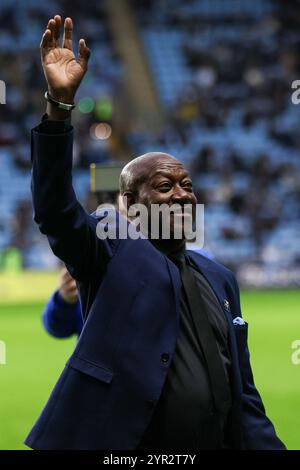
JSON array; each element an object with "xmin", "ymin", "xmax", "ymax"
[{"xmin": 40, "ymin": 15, "xmax": 90, "ymax": 105}]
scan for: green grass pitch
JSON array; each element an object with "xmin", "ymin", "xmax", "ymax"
[{"xmin": 0, "ymin": 288, "xmax": 299, "ymax": 450}]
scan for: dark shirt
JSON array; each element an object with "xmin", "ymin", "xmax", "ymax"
[{"xmin": 138, "ymin": 246, "xmax": 232, "ymax": 450}]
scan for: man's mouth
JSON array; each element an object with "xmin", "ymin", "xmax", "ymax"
[{"xmin": 170, "ymin": 208, "xmax": 193, "ymax": 217}]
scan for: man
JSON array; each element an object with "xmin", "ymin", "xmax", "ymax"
[
  {"xmin": 25, "ymin": 15, "xmax": 285, "ymax": 450},
  {"xmin": 42, "ymin": 267, "xmax": 82, "ymax": 338}
]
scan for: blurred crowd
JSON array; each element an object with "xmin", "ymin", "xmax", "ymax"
[
  {"xmin": 1, "ymin": 0, "xmax": 300, "ymax": 286},
  {"xmin": 0, "ymin": 0, "xmax": 121, "ymax": 270},
  {"xmin": 129, "ymin": 0, "xmax": 300, "ymax": 285}
]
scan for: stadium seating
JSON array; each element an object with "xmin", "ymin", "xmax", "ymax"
[{"xmin": 1, "ymin": 0, "xmax": 300, "ymax": 286}]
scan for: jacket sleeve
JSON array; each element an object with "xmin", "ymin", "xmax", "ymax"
[
  {"xmin": 31, "ymin": 119, "xmax": 115, "ymax": 282},
  {"xmin": 229, "ymin": 273, "xmax": 286, "ymax": 450},
  {"xmin": 42, "ymin": 290, "xmax": 83, "ymax": 338}
]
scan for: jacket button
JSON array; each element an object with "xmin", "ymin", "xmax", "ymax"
[{"xmin": 161, "ymin": 353, "xmax": 170, "ymax": 363}]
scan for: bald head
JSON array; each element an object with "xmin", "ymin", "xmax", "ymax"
[
  {"xmin": 118, "ymin": 151, "xmax": 197, "ymax": 250},
  {"xmin": 119, "ymin": 152, "xmax": 183, "ymax": 195}
]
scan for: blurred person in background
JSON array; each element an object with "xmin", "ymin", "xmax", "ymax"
[
  {"xmin": 42, "ymin": 189, "xmax": 121, "ymax": 339},
  {"xmin": 42, "ymin": 267, "xmax": 82, "ymax": 338}
]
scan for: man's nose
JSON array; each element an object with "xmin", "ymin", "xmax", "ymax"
[{"xmin": 170, "ymin": 186, "xmax": 192, "ymax": 204}]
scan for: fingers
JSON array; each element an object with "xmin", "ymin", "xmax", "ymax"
[
  {"xmin": 78, "ymin": 38, "xmax": 91, "ymax": 70},
  {"xmin": 40, "ymin": 16, "xmax": 57, "ymax": 57},
  {"xmin": 40, "ymin": 15, "xmax": 64, "ymax": 51},
  {"xmin": 46, "ymin": 15, "xmax": 61, "ymax": 48},
  {"xmin": 53, "ymin": 15, "xmax": 61, "ymax": 48},
  {"xmin": 63, "ymin": 17, "xmax": 73, "ymax": 51},
  {"xmin": 40, "ymin": 28, "xmax": 51, "ymax": 56},
  {"xmin": 47, "ymin": 18, "xmax": 56, "ymax": 48}
]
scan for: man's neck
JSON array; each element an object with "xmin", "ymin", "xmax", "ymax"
[{"xmin": 150, "ymin": 238, "xmax": 186, "ymax": 257}]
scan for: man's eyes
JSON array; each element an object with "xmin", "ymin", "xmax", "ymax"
[
  {"xmin": 156, "ymin": 181, "xmax": 193, "ymax": 192},
  {"xmin": 157, "ymin": 184, "xmax": 172, "ymax": 192}
]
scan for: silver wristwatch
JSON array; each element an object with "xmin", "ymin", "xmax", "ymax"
[{"xmin": 44, "ymin": 91, "xmax": 76, "ymax": 111}]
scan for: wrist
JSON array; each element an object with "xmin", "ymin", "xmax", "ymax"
[
  {"xmin": 45, "ymin": 88, "xmax": 76, "ymax": 121},
  {"xmin": 48, "ymin": 88, "xmax": 75, "ymax": 105},
  {"xmin": 46, "ymin": 101, "xmax": 72, "ymax": 121}
]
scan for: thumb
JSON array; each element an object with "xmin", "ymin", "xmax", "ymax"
[{"xmin": 78, "ymin": 38, "xmax": 91, "ymax": 71}]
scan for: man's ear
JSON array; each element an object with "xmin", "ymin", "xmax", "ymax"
[{"xmin": 122, "ymin": 191, "xmax": 137, "ymax": 212}]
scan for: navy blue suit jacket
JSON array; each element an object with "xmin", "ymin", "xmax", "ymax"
[{"xmin": 25, "ymin": 123, "xmax": 285, "ymax": 450}]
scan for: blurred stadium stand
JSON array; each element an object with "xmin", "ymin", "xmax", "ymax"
[{"xmin": 1, "ymin": 0, "xmax": 300, "ymax": 287}]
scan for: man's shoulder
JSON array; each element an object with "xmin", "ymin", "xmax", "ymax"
[
  {"xmin": 90, "ymin": 205, "xmax": 117, "ymax": 219},
  {"xmin": 90, "ymin": 206, "xmax": 127, "ymax": 227}
]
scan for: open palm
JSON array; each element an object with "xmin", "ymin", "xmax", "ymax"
[{"xmin": 40, "ymin": 15, "xmax": 90, "ymax": 102}]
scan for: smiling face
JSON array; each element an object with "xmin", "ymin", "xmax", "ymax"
[{"xmin": 120, "ymin": 152, "xmax": 197, "ymax": 247}]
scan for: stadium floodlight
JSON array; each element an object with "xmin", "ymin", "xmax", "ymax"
[{"xmin": 90, "ymin": 163, "xmax": 123, "ymax": 192}]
